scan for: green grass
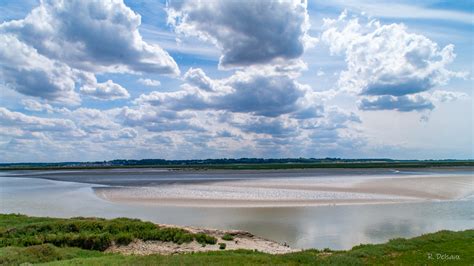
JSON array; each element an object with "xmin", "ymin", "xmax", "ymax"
[
  {"xmin": 222, "ymin": 233, "xmax": 235, "ymax": 241},
  {"xmin": 1, "ymin": 214, "xmax": 473, "ymax": 265},
  {"xmin": 0, "ymin": 244, "xmax": 105, "ymax": 265},
  {"xmin": 0, "ymin": 214, "xmax": 216, "ymax": 251}
]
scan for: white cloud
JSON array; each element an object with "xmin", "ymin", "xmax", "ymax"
[
  {"xmin": 321, "ymin": 11, "xmax": 466, "ymax": 111},
  {"xmin": 136, "ymin": 68, "xmax": 310, "ymax": 117},
  {"xmin": 0, "ymin": 107, "xmax": 78, "ymax": 132},
  {"xmin": 167, "ymin": 0, "xmax": 317, "ymax": 68},
  {"xmin": 138, "ymin": 78, "xmax": 161, "ymax": 87},
  {"xmin": 183, "ymin": 68, "xmax": 215, "ymax": 92},
  {"xmin": 0, "ymin": 34, "xmax": 81, "ymax": 105},
  {"xmin": 431, "ymin": 90, "xmax": 469, "ymax": 103},
  {"xmin": 0, "ymin": 0, "xmax": 179, "ymax": 104},
  {"xmin": 80, "ymin": 80, "xmax": 130, "ymax": 101},
  {"xmin": 22, "ymin": 99, "xmax": 54, "ymax": 113},
  {"xmin": 69, "ymin": 107, "xmax": 121, "ymax": 133},
  {"xmin": 1, "ymin": 0, "xmax": 179, "ymax": 75},
  {"xmin": 359, "ymin": 95, "xmax": 434, "ymax": 112},
  {"xmin": 101, "ymin": 127, "xmax": 138, "ymax": 141}
]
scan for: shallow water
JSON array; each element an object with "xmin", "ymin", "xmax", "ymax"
[{"xmin": 1, "ymin": 168, "xmax": 473, "ymax": 250}]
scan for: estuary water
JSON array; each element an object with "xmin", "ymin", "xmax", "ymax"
[{"xmin": 1, "ymin": 168, "xmax": 473, "ymax": 250}]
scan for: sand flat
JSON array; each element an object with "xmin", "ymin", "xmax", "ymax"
[{"xmin": 94, "ymin": 173, "xmax": 474, "ymax": 207}]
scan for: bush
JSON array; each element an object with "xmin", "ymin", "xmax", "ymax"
[
  {"xmin": 219, "ymin": 243, "xmax": 226, "ymax": 250},
  {"xmin": 222, "ymin": 234, "xmax": 234, "ymax": 241},
  {"xmin": 115, "ymin": 233, "xmax": 133, "ymax": 246},
  {"xmin": 194, "ymin": 233, "xmax": 217, "ymax": 245}
]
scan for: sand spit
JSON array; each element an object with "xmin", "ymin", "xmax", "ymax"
[
  {"xmin": 95, "ymin": 174, "xmax": 474, "ymax": 207},
  {"xmin": 106, "ymin": 224, "xmax": 297, "ymax": 255}
]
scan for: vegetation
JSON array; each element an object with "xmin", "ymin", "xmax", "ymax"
[
  {"xmin": 194, "ymin": 233, "xmax": 218, "ymax": 245},
  {"xmin": 219, "ymin": 242, "xmax": 227, "ymax": 250},
  {"xmin": 222, "ymin": 233, "xmax": 234, "ymax": 241},
  {"xmin": 0, "ymin": 214, "xmax": 216, "ymax": 251},
  {"xmin": 1, "ymin": 214, "xmax": 473, "ymax": 265},
  {"xmin": 1, "ymin": 158, "xmax": 473, "ymax": 170}
]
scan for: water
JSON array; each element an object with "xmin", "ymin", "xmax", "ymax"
[{"xmin": 1, "ymin": 168, "xmax": 473, "ymax": 250}]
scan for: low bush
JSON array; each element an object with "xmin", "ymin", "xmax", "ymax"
[
  {"xmin": 194, "ymin": 233, "xmax": 217, "ymax": 245},
  {"xmin": 219, "ymin": 243, "xmax": 226, "ymax": 250},
  {"xmin": 115, "ymin": 233, "xmax": 133, "ymax": 246},
  {"xmin": 221, "ymin": 234, "xmax": 234, "ymax": 241}
]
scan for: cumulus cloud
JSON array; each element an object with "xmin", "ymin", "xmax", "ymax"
[
  {"xmin": 0, "ymin": 0, "xmax": 179, "ymax": 104},
  {"xmin": 22, "ymin": 99, "xmax": 55, "ymax": 113},
  {"xmin": 359, "ymin": 95, "xmax": 434, "ymax": 112},
  {"xmin": 321, "ymin": 11, "xmax": 466, "ymax": 111},
  {"xmin": 0, "ymin": 34, "xmax": 81, "ymax": 104},
  {"xmin": 167, "ymin": 0, "xmax": 316, "ymax": 68},
  {"xmin": 136, "ymin": 69, "xmax": 308, "ymax": 117},
  {"xmin": 183, "ymin": 68, "xmax": 215, "ymax": 92},
  {"xmin": 236, "ymin": 116, "xmax": 298, "ymax": 138},
  {"xmin": 431, "ymin": 90, "xmax": 469, "ymax": 103},
  {"xmin": 101, "ymin": 128, "xmax": 138, "ymax": 141},
  {"xmin": 118, "ymin": 106, "xmax": 205, "ymax": 133},
  {"xmin": 68, "ymin": 107, "xmax": 121, "ymax": 133},
  {"xmin": 138, "ymin": 78, "xmax": 161, "ymax": 87},
  {"xmin": 1, "ymin": 0, "xmax": 179, "ymax": 75},
  {"xmin": 0, "ymin": 107, "xmax": 78, "ymax": 132},
  {"xmin": 80, "ymin": 80, "xmax": 130, "ymax": 100}
]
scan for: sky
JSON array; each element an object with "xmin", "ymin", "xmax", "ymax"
[{"xmin": 0, "ymin": 0, "xmax": 472, "ymax": 162}]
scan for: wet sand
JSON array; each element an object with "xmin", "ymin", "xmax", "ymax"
[{"xmin": 94, "ymin": 173, "xmax": 474, "ymax": 207}]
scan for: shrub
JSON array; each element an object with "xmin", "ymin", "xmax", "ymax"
[
  {"xmin": 115, "ymin": 233, "xmax": 133, "ymax": 246},
  {"xmin": 194, "ymin": 233, "xmax": 217, "ymax": 245},
  {"xmin": 219, "ymin": 243, "xmax": 226, "ymax": 250},
  {"xmin": 222, "ymin": 234, "xmax": 234, "ymax": 241}
]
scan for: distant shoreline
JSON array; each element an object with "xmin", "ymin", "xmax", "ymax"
[{"xmin": 1, "ymin": 160, "xmax": 473, "ymax": 171}]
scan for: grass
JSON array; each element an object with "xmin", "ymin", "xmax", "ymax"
[
  {"xmin": 1, "ymin": 214, "xmax": 473, "ymax": 265},
  {"xmin": 0, "ymin": 214, "xmax": 216, "ymax": 251},
  {"xmin": 222, "ymin": 233, "xmax": 234, "ymax": 241}
]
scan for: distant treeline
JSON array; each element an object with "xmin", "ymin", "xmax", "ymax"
[{"xmin": 0, "ymin": 158, "xmax": 473, "ymax": 170}]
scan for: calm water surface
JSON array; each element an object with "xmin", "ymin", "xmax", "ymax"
[{"xmin": 1, "ymin": 168, "xmax": 473, "ymax": 250}]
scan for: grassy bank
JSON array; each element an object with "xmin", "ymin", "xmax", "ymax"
[
  {"xmin": 1, "ymin": 214, "xmax": 472, "ymax": 265},
  {"xmin": 0, "ymin": 214, "xmax": 216, "ymax": 252}
]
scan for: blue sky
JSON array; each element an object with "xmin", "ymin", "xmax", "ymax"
[{"xmin": 0, "ymin": 0, "xmax": 472, "ymax": 162}]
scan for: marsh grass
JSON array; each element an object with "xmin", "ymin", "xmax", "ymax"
[
  {"xmin": 222, "ymin": 233, "xmax": 234, "ymax": 241},
  {"xmin": 0, "ymin": 214, "xmax": 216, "ymax": 251}
]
